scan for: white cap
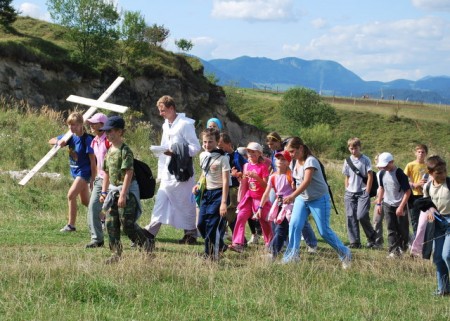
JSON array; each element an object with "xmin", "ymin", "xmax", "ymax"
[
  {"xmin": 376, "ymin": 152, "xmax": 394, "ymax": 167},
  {"xmin": 246, "ymin": 142, "xmax": 263, "ymax": 153}
]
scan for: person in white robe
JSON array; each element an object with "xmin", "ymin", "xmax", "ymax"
[{"xmin": 145, "ymin": 95, "xmax": 201, "ymax": 244}]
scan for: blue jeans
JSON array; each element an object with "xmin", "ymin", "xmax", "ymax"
[
  {"xmin": 87, "ymin": 177, "xmax": 104, "ymax": 243},
  {"xmin": 433, "ymin": 215, "xmax": 450, "ymax": 294},
  {"xmin": 283, "ymin": 194, "xmax": 350, "ymax": 263},
  {"xmin": 198, "ymin": 189, "xmax": 227, "ymax": 258}
]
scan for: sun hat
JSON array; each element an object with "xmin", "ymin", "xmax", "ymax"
[
  {"xmin": 246, "ymin": 142, "xmax": 263, "ymax": 153},
  {"xmin": 99, "ymin": 116, "xmax": 125, "ymax": 131},
  {"xmin": 86, "ymin": 113, "xmax": 108, "ymax": 124},
  {"xmin": 376, "ymin": 152, "xmax": 394, "ymax": 167},
  {"xmin": 275, "ymin": 150, "xmax": 292, "ymax": 163}
]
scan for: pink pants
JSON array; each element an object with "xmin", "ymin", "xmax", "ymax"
[
  {"xmin": 410, "ymin": 211, "xmax": 428, "ymax": 257},
  {"xmin": 232, "ymin": 197, "xmax": 273, "ymax": 246}
]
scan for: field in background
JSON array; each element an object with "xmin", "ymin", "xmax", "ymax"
[{"xmin": 1, "ymin": 97, "xmax": 450, "ymax": 320}]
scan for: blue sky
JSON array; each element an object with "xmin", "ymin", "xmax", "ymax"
[{"xmin": 12, "ymin": 0, "xmax": 450, "ymax": 82}]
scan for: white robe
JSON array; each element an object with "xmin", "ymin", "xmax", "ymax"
[{"xmin": 149, "ymin": 113, "xmax": 201, "ymax": 230}]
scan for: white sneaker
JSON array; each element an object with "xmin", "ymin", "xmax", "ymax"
[
  {"xmin": 342, "ymin": 256, "xmax": 351, "ymax": 270},
  {"xmin": 307, "ymin": 246, "xmax": 317, "ymax": 254},
  {"xmin": 60, "ymin": 224, "xmax": 76, "ymax": 232},
  {"xmin": 248, "ymin": 234, "xmax": 259, "ymax": 245}
]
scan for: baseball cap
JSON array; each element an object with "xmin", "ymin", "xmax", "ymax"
[
  {"xmin": 100, "ymin": 116, "xmax": 125, "ymax": 131},
  {"xmin": 275, "ymin": 150, "xmax": 292, "ymax": 163},
  {"xmin": 376, "ymin": 152, "xmax": 394, "ymax": 167},
  {"xmin": 86, "ymin": 113, "xmax": 108, "ymax": 125},
  {"xmin": 246, "ymin": 142, "xmax": 263, "ymax": 153}
]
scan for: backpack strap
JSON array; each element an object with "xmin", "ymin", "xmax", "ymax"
[
  {"xmin": 346, "ymin": 157, "xmax": 364, "ymax": 179},
  {"xmin": 317, "ymin": 159, "xmax": 339, "ymax": 215}
]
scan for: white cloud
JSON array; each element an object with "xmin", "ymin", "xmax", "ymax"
[
  {"xmin": 311, "ymin": 18, "xmax": 328, "ymax": 29},
  {"xmin": 285, "ymin": 17, "xmax": 450, "ymax": 81},
  {"xmin": 211, "ymin": 0, "xmax": 297, "ymax": 21},
  {"xmin": 411, "ymin": 0, "xmax": 450, "ymax": 11},
  {"xmin": 18, "ymin": 3, "xmax": 51, "ymax": 21},
  {"xmin": 190, "ymin": 36, "xmax": 219, "ymax": 59}
]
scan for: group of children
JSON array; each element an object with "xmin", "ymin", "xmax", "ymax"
[
  {"xmin": 51, "ymin": 112, "xmax": 450, "ymax": 295},
  {"xmin": 50, "ymin": 112, "xmax": 153, "ymax": 264}
]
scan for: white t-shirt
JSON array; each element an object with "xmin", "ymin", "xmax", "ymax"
[
  {"xmin": 342, "ymin": 154, "xmax": 372, "ymax": 193},
  {"xmin": 200, "ymin": 151, "xmax": 231, "ymax": 190}
]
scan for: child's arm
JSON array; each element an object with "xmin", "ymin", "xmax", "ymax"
[
  {"xmin": 396, "ymin": 189, "xmax": 411, "ymax": 217},
  {"xmin": 344, "ymin": 175, "xmax": 349, "ymax": 189},
  {"xmin": 256, "ymin": 178, "xmax": 273, "ymax": 218},
  {"xmin": 375, "ymin": 187, "xmax": 384, "ymax": 215},
  {"xmin": 118, "ymin": 168, "xmax": 133, "ymax": 208},
  {"xmin": 366, "ymin": 171, "xmax": 373, "ymax": 194},
  {"xmin": 220, "ymin": 171, "xmax": 229, "ymax": 217},
  {"xmin": 48, "ymin": 137, "xmax": 67, "ymax": 147},
  {"xmin": 283, "ymin": 168, "xmax": 314, "ymax": 204},
  {"xmin": 89, "ymin": 153, "xmax": 96, "ymax": 189},
  {"xmin": 100, "ymin": 172, "xmax": 110, "ymax": 203},
  {"xmin": 246, "ymin": 170, "xmax": 267, "ymax": 189}
]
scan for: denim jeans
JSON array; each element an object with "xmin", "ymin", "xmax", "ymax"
[
  {"xmin": 87, "ymin": 177, "xmax": 104, "ymax": 243},
  {"xmin": 283, "ymin": 194, "xmax": 350, "ymax": 263},
  {"xmin": 433, "ymin": 215, "xmax": 450, "ymax": 294},
  {"xmin": 198, "ymin": 189, "xmax": 227, "ymax": 257}
]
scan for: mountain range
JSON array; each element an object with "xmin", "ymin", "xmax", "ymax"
[{"xmin": 200, "ymin": 56, "xmax": 450, "ymax": 104}]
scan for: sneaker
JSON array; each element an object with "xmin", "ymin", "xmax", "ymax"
[
  {"xmin": 307, "ymin": 246, "xmax": 317, "ymax": 254},
  {"xmin": 342, "ymin": 256, "xmax": 352, "ymax": 270},
  {"xmin": 105, "ymin": 254, "xmax": 121, "ymax": 265},
  {"xmin": 178, "ymin": 235, "xmax": 197, "ymax": 245},
  {"xmin": 386, "ymin": 250, "xmax": 403, "ymax": 259},
  {"xmin": 432, "ymin": 290, "xmax": 450, "ymax": 297},
  {"xmin": 85, "ymin": 241, "xmax": 104, "ymax": 248},
  {"xmin": 248, "ymin": 234, "xmax": 260, "ymax": 245},
  {"xmin": 229, "ymin": 243, "xmax": 244, "ymax": 253},
  {"xmin": 348, "ymin": 243, "xmax": 362, "ymax": 249},
  {"xmin": 60, "ymin": 224, "xmax": 76, "ymax": 232}
]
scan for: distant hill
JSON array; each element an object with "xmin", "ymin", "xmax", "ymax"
[{"xmin": 202, "ymin": 56, "xmax": 450, "ymax": 104}]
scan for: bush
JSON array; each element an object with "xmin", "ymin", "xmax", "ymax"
[{"xmin": 280, "ymin": 87, "xmax": 340, "ymax": 135}]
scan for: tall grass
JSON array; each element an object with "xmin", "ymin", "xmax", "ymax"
[{"xmin": 1, "ymin": 98, "xmax": 450, "ymax": 320}]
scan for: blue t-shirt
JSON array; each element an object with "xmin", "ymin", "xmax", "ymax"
[{"xmin": 58, "ymin": 133, "xmax": 94, "ymax": 179}]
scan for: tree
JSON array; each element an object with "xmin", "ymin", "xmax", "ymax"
[
  {"xmin": 0, "ymin": 0, "xmax": 18, "ymax": 27},
  {"xmin": 280, "ymin": 87, "xmax": 339, "ymax": 135},
  {"xmin": 144, "ymin": 23, "xmax": 169, "ymax": 47},
  {"xmin": 118, "ymin": 10, "xmax": 147, "ymax": 65},
  {"xmin": 175, "ymin": 38, "xmax": 193, "ymax": 53},
  {"xmin": 47, "ymin": 0, "xmax": 120, "ymax": 65}
]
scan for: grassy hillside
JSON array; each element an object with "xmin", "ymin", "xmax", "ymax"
[
  {"xmin": 0, "ymin": 17, "xmax": 204, "ymax": 79},
  {"xmin": 1, "ymin": 94, "xmax": 450, "ymax": 320},
  {"xmin": 225, "ymin": 87, "xmax": 450, "ymax": 166}
]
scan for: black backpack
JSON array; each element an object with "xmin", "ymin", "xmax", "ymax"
[
  {"xmin": 133, "ymin": 159, "xmax": 156, "ymax": 199},
  {"xmin": 119, "ymin": 144, "xmax": 156, "ymax": 200}
]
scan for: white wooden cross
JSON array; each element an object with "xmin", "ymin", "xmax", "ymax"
[{"xmin": 18, "ymin": 76, "xmax": 128, "ymax": 186}]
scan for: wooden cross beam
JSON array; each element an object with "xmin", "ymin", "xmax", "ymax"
[{"xmin": 18, "ymin": 76, "xmax": 127, "ymax": 186}]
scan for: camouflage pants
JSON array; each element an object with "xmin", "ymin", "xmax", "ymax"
[{"xmin": 107, "ymin": 193, "xmax": 147, "ymax": 256}]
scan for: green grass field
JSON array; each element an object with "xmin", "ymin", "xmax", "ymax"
[{"xmin": 1, "ymin": 94, "xmax": 450, "ymax": 320}]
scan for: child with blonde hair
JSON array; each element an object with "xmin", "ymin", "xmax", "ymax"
[
  {"xmin": 229, "ymin": 142, "xmax": 273, "ymax": 253},
  {"xmin": 49, "ymin": 112, "xmax": 96, "ymax": 232}
]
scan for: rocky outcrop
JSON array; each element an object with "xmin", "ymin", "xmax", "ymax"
[{"xmin": 0, "ymin": 57, "xmax": 266, "ymax": 146}]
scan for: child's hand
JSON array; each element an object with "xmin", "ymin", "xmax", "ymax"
[
  {"xmin": 246, "ymin": 170, "xmax": 259, "ymax": 179},
  {"xmin": 57, "ymin": 139, "xmax": 67, "ymax": 147},
  {"xmin": 118, "ymin": 194, "xmax": 127, "ymax": 208},
  {"xmin": 192, "ymin": 185, "xmax": 199, "ymax": 195},
  {"xmin": 220, "ymin": 203, "xmax": 227, "ymax": 217},
  {"xmin": 283, "ymin": 195, "xmax": 294, "ymax": 204}
]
